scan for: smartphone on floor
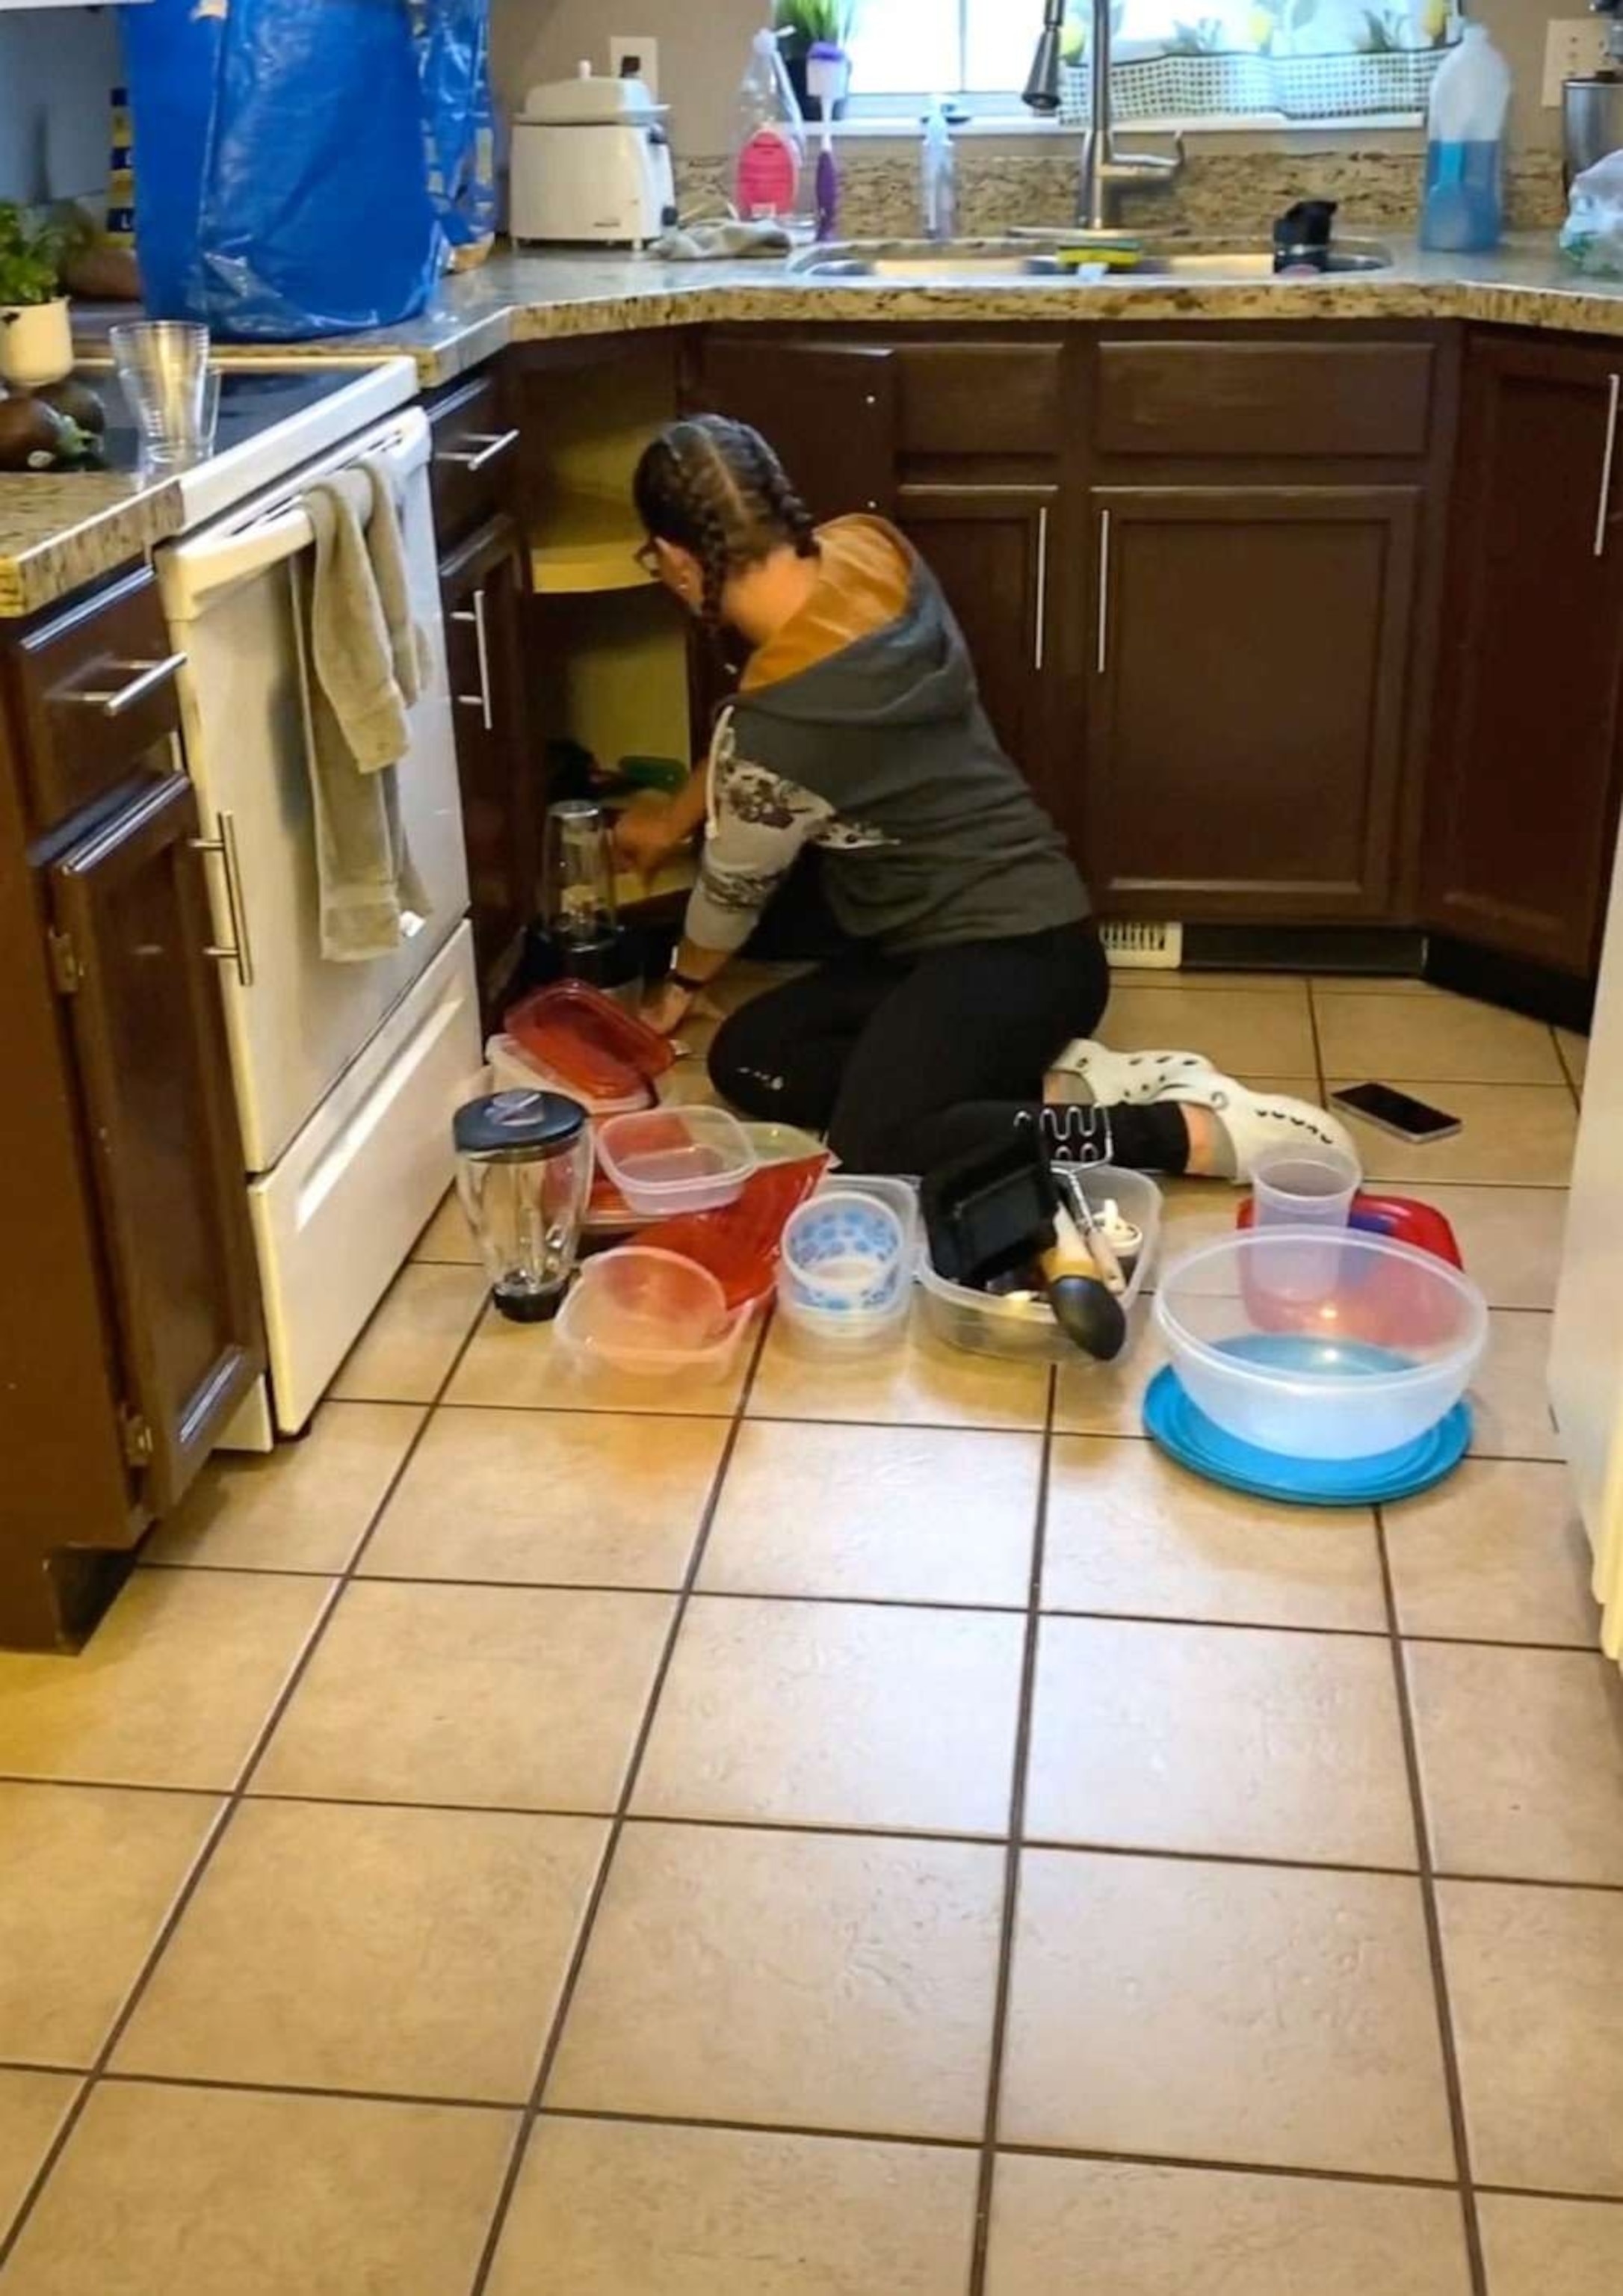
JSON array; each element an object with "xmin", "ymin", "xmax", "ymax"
[{"xmin": 1330, "ymin": 1081, "xmax": 1462, "ymax": 1145}]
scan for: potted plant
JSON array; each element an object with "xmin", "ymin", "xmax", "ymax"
[
  {"xmin": 0, "ymin": 205, "xmax": 72, "ymax": 392},
  {"xmin": 773, "ymin": 0, "xmax": 856, "ymax": 120}
]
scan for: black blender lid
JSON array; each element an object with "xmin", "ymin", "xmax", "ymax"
[{"xmin": 454, "ymin": 1089, "xmax": 587, "ymax": 1158}]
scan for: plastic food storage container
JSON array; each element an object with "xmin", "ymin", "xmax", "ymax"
[
  {"xmin": 1154, "ymin": 1229, "xmax": 1488, "ymax": 1460},
  {"xmin": 486, "ymin": 1032, "xmax": 653, "ymax": 1117},
  {"xmin": 774, "ymin": 1175, "xmax": 919, "ymax": 1351},
  {"xmin": 917, "ymin": 1167, "xmax": 1160, "ymax": 1363},
  {"xmin": 595, "ymin": 1107, "xmax": 756, "ymax": 1216},
  {"xmin": 555, "ymin": 1247, "xmax": 755, "ymax": 1381},
  {"xmin": 507, "ymin": 981, "xmax": 673, "ymax": 1105},
  {"xmin": 781, "ymin": 1190, "xmax": 908, "ymax": 1313}
]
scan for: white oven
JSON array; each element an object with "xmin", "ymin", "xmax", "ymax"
[{"xmin": 157, "ymin": 403, "xmax": 483, "ymax": 1437}]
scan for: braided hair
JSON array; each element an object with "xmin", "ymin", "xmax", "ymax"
[{"xmin": 632, "ymin": 415, "xmax": 820, "ymax": 626}]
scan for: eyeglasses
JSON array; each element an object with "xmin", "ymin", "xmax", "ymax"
[{"xmin": 634, "ymin": 539, "xmax": 662, "ymax": 578}]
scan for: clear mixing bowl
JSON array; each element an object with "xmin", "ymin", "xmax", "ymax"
[{"xmin": 1154, "ymin": 1229, "xmax": 1488, "ymax": 1460}]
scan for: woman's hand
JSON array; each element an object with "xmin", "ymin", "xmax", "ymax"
[
  {"xmin": 613, "ymin": 798, "xmax": 683, "ymax": 878},
  {"xmin": 640, "ymin": 978, "xmax": 696, "ymax": 1037}
]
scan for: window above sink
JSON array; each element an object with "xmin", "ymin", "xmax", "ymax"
[{"xmin": 832, "ymin": 0, "xmax": 1453, "ymax": 131}]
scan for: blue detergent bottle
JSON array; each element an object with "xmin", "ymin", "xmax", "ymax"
[{"xmin": 1420, "ymin": 22, "xmax": 1512, "ymax": 253}]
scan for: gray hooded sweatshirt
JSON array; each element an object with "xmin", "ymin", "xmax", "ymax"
[{"xmin": 684, "ymin": 515, "xmax": 1088, "ymax": 958}]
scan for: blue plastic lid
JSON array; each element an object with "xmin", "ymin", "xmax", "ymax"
[
  {"xmin": 1143, "ymin": 1365, "xmax": 1471, "ymax": 1508},
  {"xmin": 453, "ymin": 1090, "xmax": 587, "ymax": 1161}
]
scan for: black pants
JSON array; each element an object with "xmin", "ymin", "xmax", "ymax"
[{"xmin": 710, "ymin": 916, "xmax": 1163, "ymax": 1176}]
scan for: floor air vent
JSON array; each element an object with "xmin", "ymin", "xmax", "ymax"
[{"xmin": 1098, "ymin": 921, "xmax": 1184, "ymax": 970}]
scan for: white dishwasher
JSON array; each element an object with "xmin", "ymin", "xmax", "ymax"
[{"xmin": 157, "ymin": 395, "xmax": 483, "ymax": 1439}]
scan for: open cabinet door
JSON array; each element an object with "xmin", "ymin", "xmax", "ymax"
[
  {"xmin": 52, "ymin": 774, "xmax": 264, "ymax": 1514},
  {"xmin": 693, "ymin": 339, "xmax": 898, "ymax": 520}
]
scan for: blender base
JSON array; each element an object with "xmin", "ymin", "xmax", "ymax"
[{"xmin": 492, "ymin": 1286, "xmax": 567, "ymax": 1324}]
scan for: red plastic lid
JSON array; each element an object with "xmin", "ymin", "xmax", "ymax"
[
  {"xmin": 631, "ymin": 1155, "xmax": 828, "ymax": 1311},
  {"xmin": 1237, "ymin": 1191, "xmax": 1462, "ymax": 1268},
  {"xmin": 506, "ymin": 981, "xmax": 675, "ymax": 1103}
]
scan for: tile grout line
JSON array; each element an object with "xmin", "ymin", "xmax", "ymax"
[
  {"xmin": 463, "ymin": 1309, "xmax": 776, "ymax": 2296},
  {"xmin": 1374, "ymin": 1499, "xmax": 1488, "ymax": 2296},
  {"xmin": 966, "ymin": 1359, "xmax": 1058, "ymax": 2296},
  {"xmin": 0, "ymin": 1286, "xmax": 498, "ymax": 2275}
]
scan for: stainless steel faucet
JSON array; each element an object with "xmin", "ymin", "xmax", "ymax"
[{"xmin": 1024, "ymin": 0, "xmax": 1183, "ymax": 235}]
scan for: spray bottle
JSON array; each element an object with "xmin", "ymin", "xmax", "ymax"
[{"xmin": 806, "ymin": 40, "xmax": 845, "ymax": 241}]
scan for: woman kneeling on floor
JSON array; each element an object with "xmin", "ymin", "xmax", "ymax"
[{"xmin": 616, "ymin": 414, "xmax": 1351, "ymax": 1184}]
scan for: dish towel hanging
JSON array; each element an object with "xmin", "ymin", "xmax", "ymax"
[{"xmin": 299, "ymin": 459, "xmax": 433, "ymax": 960}]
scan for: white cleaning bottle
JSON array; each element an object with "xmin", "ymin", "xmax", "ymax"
[
  {"xmin": 1419, "ymin": 22, "xmax": 1512, "ymax": 253},
  {"xmin": 732, "ymin": 26, "xmax": 806, "ymax": 223},
  {"xmin": 921, "ymin": 96, "xmax": 956, "ymax": 239}
]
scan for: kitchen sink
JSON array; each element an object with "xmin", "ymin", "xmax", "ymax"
[{"xmin": 786, "ymin": 237, "xmax": 1394, "ymax": 284}]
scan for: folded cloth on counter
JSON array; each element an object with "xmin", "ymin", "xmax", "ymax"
[
  {"xmin": 649, "ymin": 218, "xmax": 793, "ymax": 261},
  {"xmin": 299, "ymin": 459, "xmax": 432, "ymax": 961}
]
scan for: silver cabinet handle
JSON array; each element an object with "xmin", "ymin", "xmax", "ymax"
[
  {"xmin": 434, "ymin": 427, "xmax": 519, "ymax": 474},
  {"xmin": 1033, "ymin": 504, "xmax": 1050, "ymax": 674},
  {"xmin": 451, "ymin": 587, "xmax": 494, "ymax": 732},
  {"xmin": 69, "ymin": 652, "xmax": 187, "ymax": 718},
  {"xmin": 1096, "ymin": 510, "xmax": 1112, "ymax": 677},
  {"xmin": 190, "ymin": 809, "xmax": 253, "ymax": 988},
  {"xmin": 1598, "ymin": 376, "xmax": 1622, "ymax": 560}
]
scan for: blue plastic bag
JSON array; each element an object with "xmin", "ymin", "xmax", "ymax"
[
  {"xmin": 122, "ymin": 0, "xmax": 443, "ymax": 342},
  {"xmin": 415, "ymin": 0, "xmax": 497, "ymax": 258}
]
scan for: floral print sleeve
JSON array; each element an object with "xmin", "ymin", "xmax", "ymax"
[{"xmin": 682, "ymin": 710, "xmax": 833, "ymax": 953}]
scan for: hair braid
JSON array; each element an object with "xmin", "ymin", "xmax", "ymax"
[{"xmin": 632, "ymin": 413, "xmax": 823, "ymax": 625}]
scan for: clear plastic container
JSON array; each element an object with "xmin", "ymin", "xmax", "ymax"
[
  {"xmin": 773, "ymin": 1173, "xmax": 920, "ymax": 1352},
  {"xmin": 594, "ymin": 1106, "xmax": 756, "ymax": 1216},
  {"xmin": 556, "ymin": 1246, "xmax": 755, "ymax": 1381},
  {"xmin": 780, "ymin": 1190, "xmax": 908, "ymax": 1315},
  {"xmin": 1154, "ymin": 1229, "xmax": 1488, "ymax": 1461},
  {"xmin": 917, "ymin": 1167, "xmax": 1161, "ymax": 1363}
]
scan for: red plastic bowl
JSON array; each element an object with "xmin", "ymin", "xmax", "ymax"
[{"xmin": 506, "ymin": 981, "xmax": 674, "ymax": 1104}]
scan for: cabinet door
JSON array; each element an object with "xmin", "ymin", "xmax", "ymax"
[
  {"xmin": 51, "ymin": 774, "xmax": 263, "ymax": 1514},
  {"xmin": 897, "ymin": 484, "xmax": 1066, "ymax": 821},
  {"xmin": 1423, "ymin": 337, "xmax": 1623, "ymax": 974},
  {"xmin": 442, "ymin": 513, "xmax": 535, "ymax": 1004},
  {"xmin": 694, "ymin": 339, "xmax": 898, "ymax": 519},
  {"xmin": 1088, "ymin": 485, "xmax": 1420, "ymax": 921}
]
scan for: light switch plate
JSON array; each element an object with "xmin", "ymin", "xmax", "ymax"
[
  {"xmin": 1545, "ymin": 18, "xmax": 1613, "ymax": 106},
  {"xmin": 608, "ymin": 34, "xmax": 660, "ymax": 99}
]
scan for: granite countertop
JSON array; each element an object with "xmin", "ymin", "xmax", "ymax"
[{"xmin": 7, "ymin": 229, "xmax": 1623, "ymax": 618}]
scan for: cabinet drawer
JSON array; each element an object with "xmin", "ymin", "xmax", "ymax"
[
  {"xmin": 1095, "ymin": 340, "xmax": 1436, "ymax": 459},
  {"xmin": 428, "ymin": 367, "xmax": 521, "ymax": 543},
  {"xmin": 895, "ymin": 343, "xmax": 1065, "ymax": 456},
  {"xmin": 8, "ymin": 567, "xmax": 182, "ymax": 835}
]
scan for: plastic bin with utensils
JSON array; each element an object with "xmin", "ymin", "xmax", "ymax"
[{"xmin": 917, "ymin": 1166, "xmax": 1160, "ymax": 1363}]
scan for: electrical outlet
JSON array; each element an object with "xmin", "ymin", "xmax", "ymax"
[
  {"xmin": 608, "ymin": 34, "xmax": 659, "ymax": 99},
  {"xmin": 1545, "ymin": 19, "xmax": 1612, "ymax": 106}
]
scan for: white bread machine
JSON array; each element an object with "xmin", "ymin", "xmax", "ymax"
[{"xmin": 510, "ymin": 65, "xmax": 677, "ymax": 247}]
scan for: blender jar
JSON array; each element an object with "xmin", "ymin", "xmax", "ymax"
[
  {"xmin": 537, "ymin": 797, "xmax": 643, "ymax": 1007},
  {"xmin": 452, "ymin": 1089, "xmax": 593, "ymax": 1322}
]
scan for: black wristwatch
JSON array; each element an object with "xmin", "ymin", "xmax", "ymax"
[{"xmin": 668, "ymin": 963, "xmax": 705, "ymax": 994}]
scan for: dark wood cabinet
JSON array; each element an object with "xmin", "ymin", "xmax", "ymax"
[
  {"xmin": 896, "ymin": 484, "xmax": 1069, "ymax": 820},
  {"xmin": 694, "ymin": 336, "xmax": 898, "ymax": 519},
  {"xmin": 1086, "ymin": 484, "xmax": 1421, "ymax": 920},
  {"xmin": 1424, "ymin": 334, "xmax": 1623, "ymax": 975},
  {"xmin": 1, "ymin": 573, "xmax": 264, "ymax": 1649},
  {"xmin": 440, "ymin": 511, "xmax": 536, "ymax": 1002},
  {"xmin": 51, "ymin": 774, "xmax": 263, "ymax": 1513}
]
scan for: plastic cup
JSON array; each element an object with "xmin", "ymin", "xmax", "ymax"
[
  {"xmin": 109, "ymin": 321, "xmax": 211, "ymax": 466},
  {"xmin": 1250, "ymin": 1146, "xmax": 1361, "ymax": 1232}
]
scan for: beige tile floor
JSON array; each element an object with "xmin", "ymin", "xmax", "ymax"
[{"xmin": 2, "ymin": 977, "xmax": 1620, "ymax": 2296}]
